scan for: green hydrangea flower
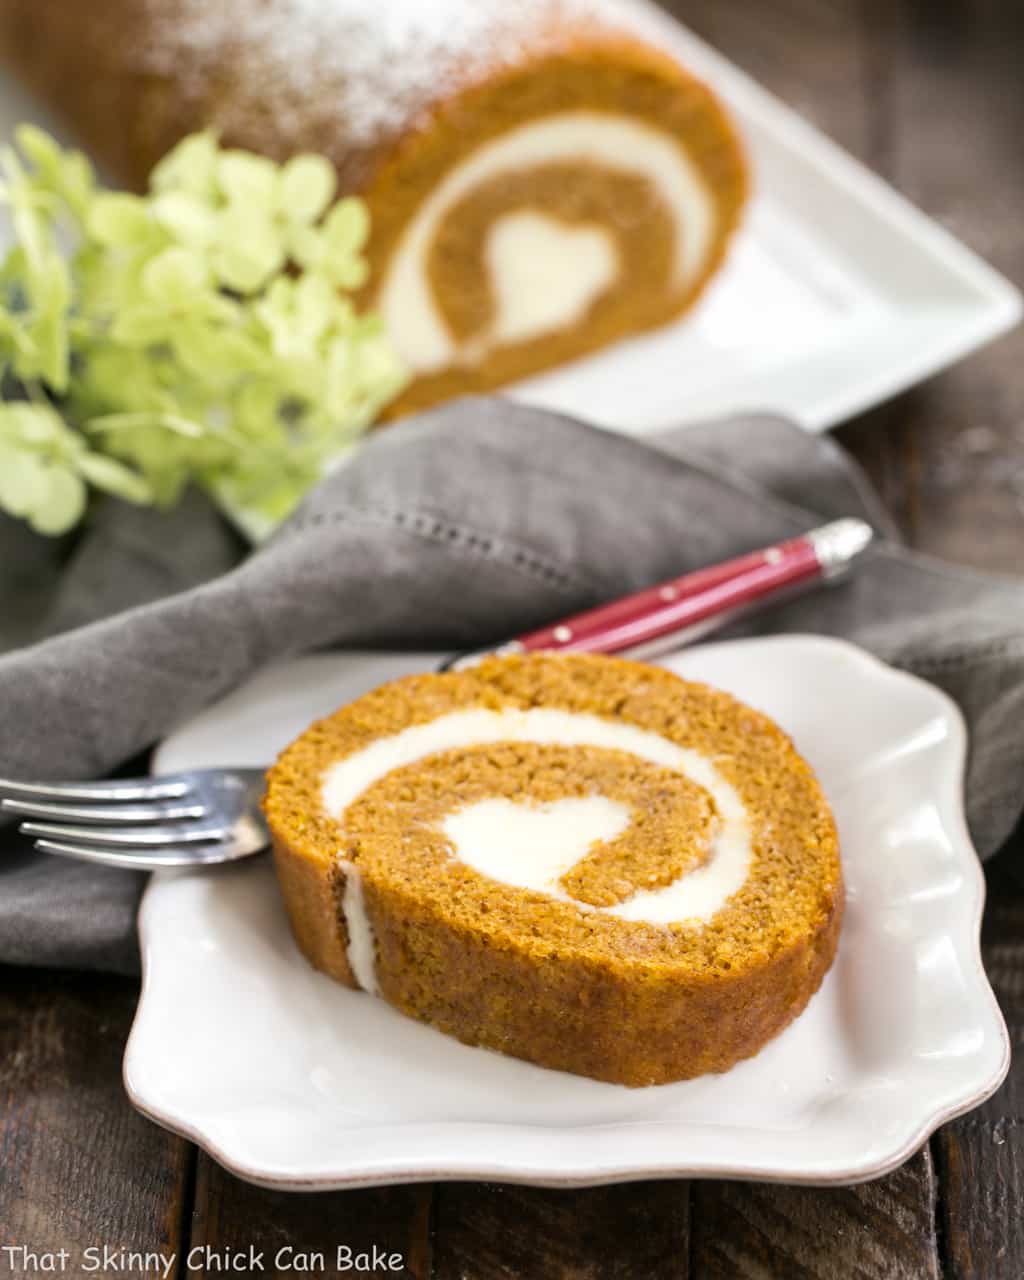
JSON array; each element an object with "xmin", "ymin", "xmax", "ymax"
[
  {"xmin": 0, "ymin": 126, "xmax": 406, "ymax": 537},
  {"xmin": 0, "ymin": 401, "xmax": 150, "ymax": 534}
]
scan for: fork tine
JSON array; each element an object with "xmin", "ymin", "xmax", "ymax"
[
  {"xmin": 19, "ymin": 820, "xmax": 232, "ymax": 847},
  {"xmin": 0, "ymin": 797, "xmax": 206, "ymax": 824},
  {"xmin": 32, "ymin": 837, "xmax": 244, "ymax": 870},
  {"xmin": 0, "ymin": 775, "xmax": 189, "ymax": 802}
]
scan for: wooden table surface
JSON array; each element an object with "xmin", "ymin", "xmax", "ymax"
[{"xmin": 2, "ymin": 1, "xmax": 1023, "ymax": 1276}]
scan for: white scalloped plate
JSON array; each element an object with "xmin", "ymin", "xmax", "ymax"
[{"xmin": 126, "ymin": 636, "xmax": 1008, "ymax": 1189}]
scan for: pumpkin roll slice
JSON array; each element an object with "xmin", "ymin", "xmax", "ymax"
[
  {"xmin": 265, "ymin": 654, "xmax": 842, "ymax": 1087},
  {"xmin": 0, "ymin": 0, "xmax": 748, "ymax": 417}
]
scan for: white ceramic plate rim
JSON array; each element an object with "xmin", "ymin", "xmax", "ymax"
[{"xmin": 126, "ymin": 636, "xmax": 1009, "ymax": 1189}]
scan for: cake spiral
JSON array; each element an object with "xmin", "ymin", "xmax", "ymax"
[
  {"xmin": 265, "ymin": 654, "xmax": 843, "ymax": 1086},
  {"xmin": 0, "ymin": 0, "xmax": 748, "ymax": 417}
]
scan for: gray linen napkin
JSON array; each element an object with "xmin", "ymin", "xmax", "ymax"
[{"xmin": 1, "ymin": 397, "xmax": 1022, "ymax": 973}]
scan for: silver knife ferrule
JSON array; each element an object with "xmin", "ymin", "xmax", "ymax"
[{"xmin": 807, "ymin": 518, "xmax": 874, "ymax": 579}]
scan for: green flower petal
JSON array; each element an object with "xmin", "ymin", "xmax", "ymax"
[
  {"xmin": 141, "ymin": 247, "xmax": 210, "ymax": 304},
  {"xmin": 286, "ymin": 223, "xmax": 323, "ymax": 272},
  {"xmin": 294, "ymin": 273, "xmax": 333, "ymax": 335},
  {"xmin": 151, "ymin": 191, "xmax": 218, "ymax": 248},
  {"xmin": 150, "ymin": 130, "xmax": 219, "ymax": 198},
  {"xmin": 14, "ymin": 123, "xmax": 62, "ymax": 173},
  {"xmin": 175, "ymin": 325, "xmax": 265, "ymax": 384},
  {"xmin": 5, "ymin": 402, "xmax": 67, "ymax": 444},
  {"xmin": 76, "ymin": 348, "xmax": 172, "ymax": 415},
  {"xmin": 254, "ymin": 272, "xmax": 335, "ymax": 357},
  {"xmin": 14, "ymin": 124, "xmax": 95, "ymax": 221},
  {"xmin": 0, "ymin": 443, "xmax": 49, "ymax": 515},
  {"xmin": 87, "ymin": 193, "xmax": 156, "ymax": 247},
  {"xmin": 109, "ymin": 306, "xmax": 174, "ymax": 346},
  {"xmin": 233, "ymin": 380, "xmax": 285, "ymax": 433},
  {"xmin": 279, "ymin": 155, "xmax": 336, "ymax": 223},
  {"xmin": 60, "ymin": 151, "xmax": 97, "ymax": 215},
  {"xmin": 323, "ymin": 198, "xmax": 370, "ymax": 257},
  {"xmin": 326, "ymin": 255, "xmax": 369, "ymax": 290},
  {"xmin": 210, "ymin": 209, "xmax": 285, "ymax": 293},
  {"xmin": 30, "ymin": 466, "xmax": 87, "ymax": 534},
  {"xmin": 217, "ymin": 151, "xmax": 279, "ymax": 209}
]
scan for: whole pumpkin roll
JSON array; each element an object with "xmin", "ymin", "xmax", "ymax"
[
  {"xmin": 264, "ymin": 654, "xmax": 843, "ymax": 1086},
  {"xmin": 0, "ymin": 0, "xmax": 748, "ymax": 417}
]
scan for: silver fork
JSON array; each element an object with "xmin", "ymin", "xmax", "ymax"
[{"xmin": 0, "ymin": 768, "xmax": 268, "ymax": 869}]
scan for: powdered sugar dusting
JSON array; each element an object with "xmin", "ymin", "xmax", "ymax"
[{"xmin": 136, "ymin": 0, "xmax": 668, "ymax": 156}]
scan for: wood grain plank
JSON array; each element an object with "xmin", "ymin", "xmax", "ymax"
[
  {"xmin": 690, "ymin": 1150, "xmax": 939, "ymax": 1280},
  {"xmin": 935, "ymin": 845, "xmax": 1024, "ymax": 1280},
  {"xmin": 850, "ymin": 0, "xmax": 1024, "ymax": 569},
  {"xmin": 0, "ymin": 967, "xmax": 190, "ymax": 1272},
  {"xmin": 432, "ymin": 1181, "xmax": 689, "ymax": 1280},
  {"xmin": 667, "ymin": 0, "xmax": 873, "ymax": 160},
  {"xmin": 186, "ymin": 1156, "xmax": 432, "ymax": 1279}
]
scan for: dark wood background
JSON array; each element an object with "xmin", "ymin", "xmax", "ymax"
[{"xmin": 2, "ymin": 0, "xmax": 1022, "ymax": 1275}]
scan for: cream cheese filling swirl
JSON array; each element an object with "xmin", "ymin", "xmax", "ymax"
[
  {"xmin": 377, "ymin": 112, "xmax": 715, "ymax": 373},
  {"xmin": 321, "ymin": 707, "xmax": 753, "ymax": 991}
]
